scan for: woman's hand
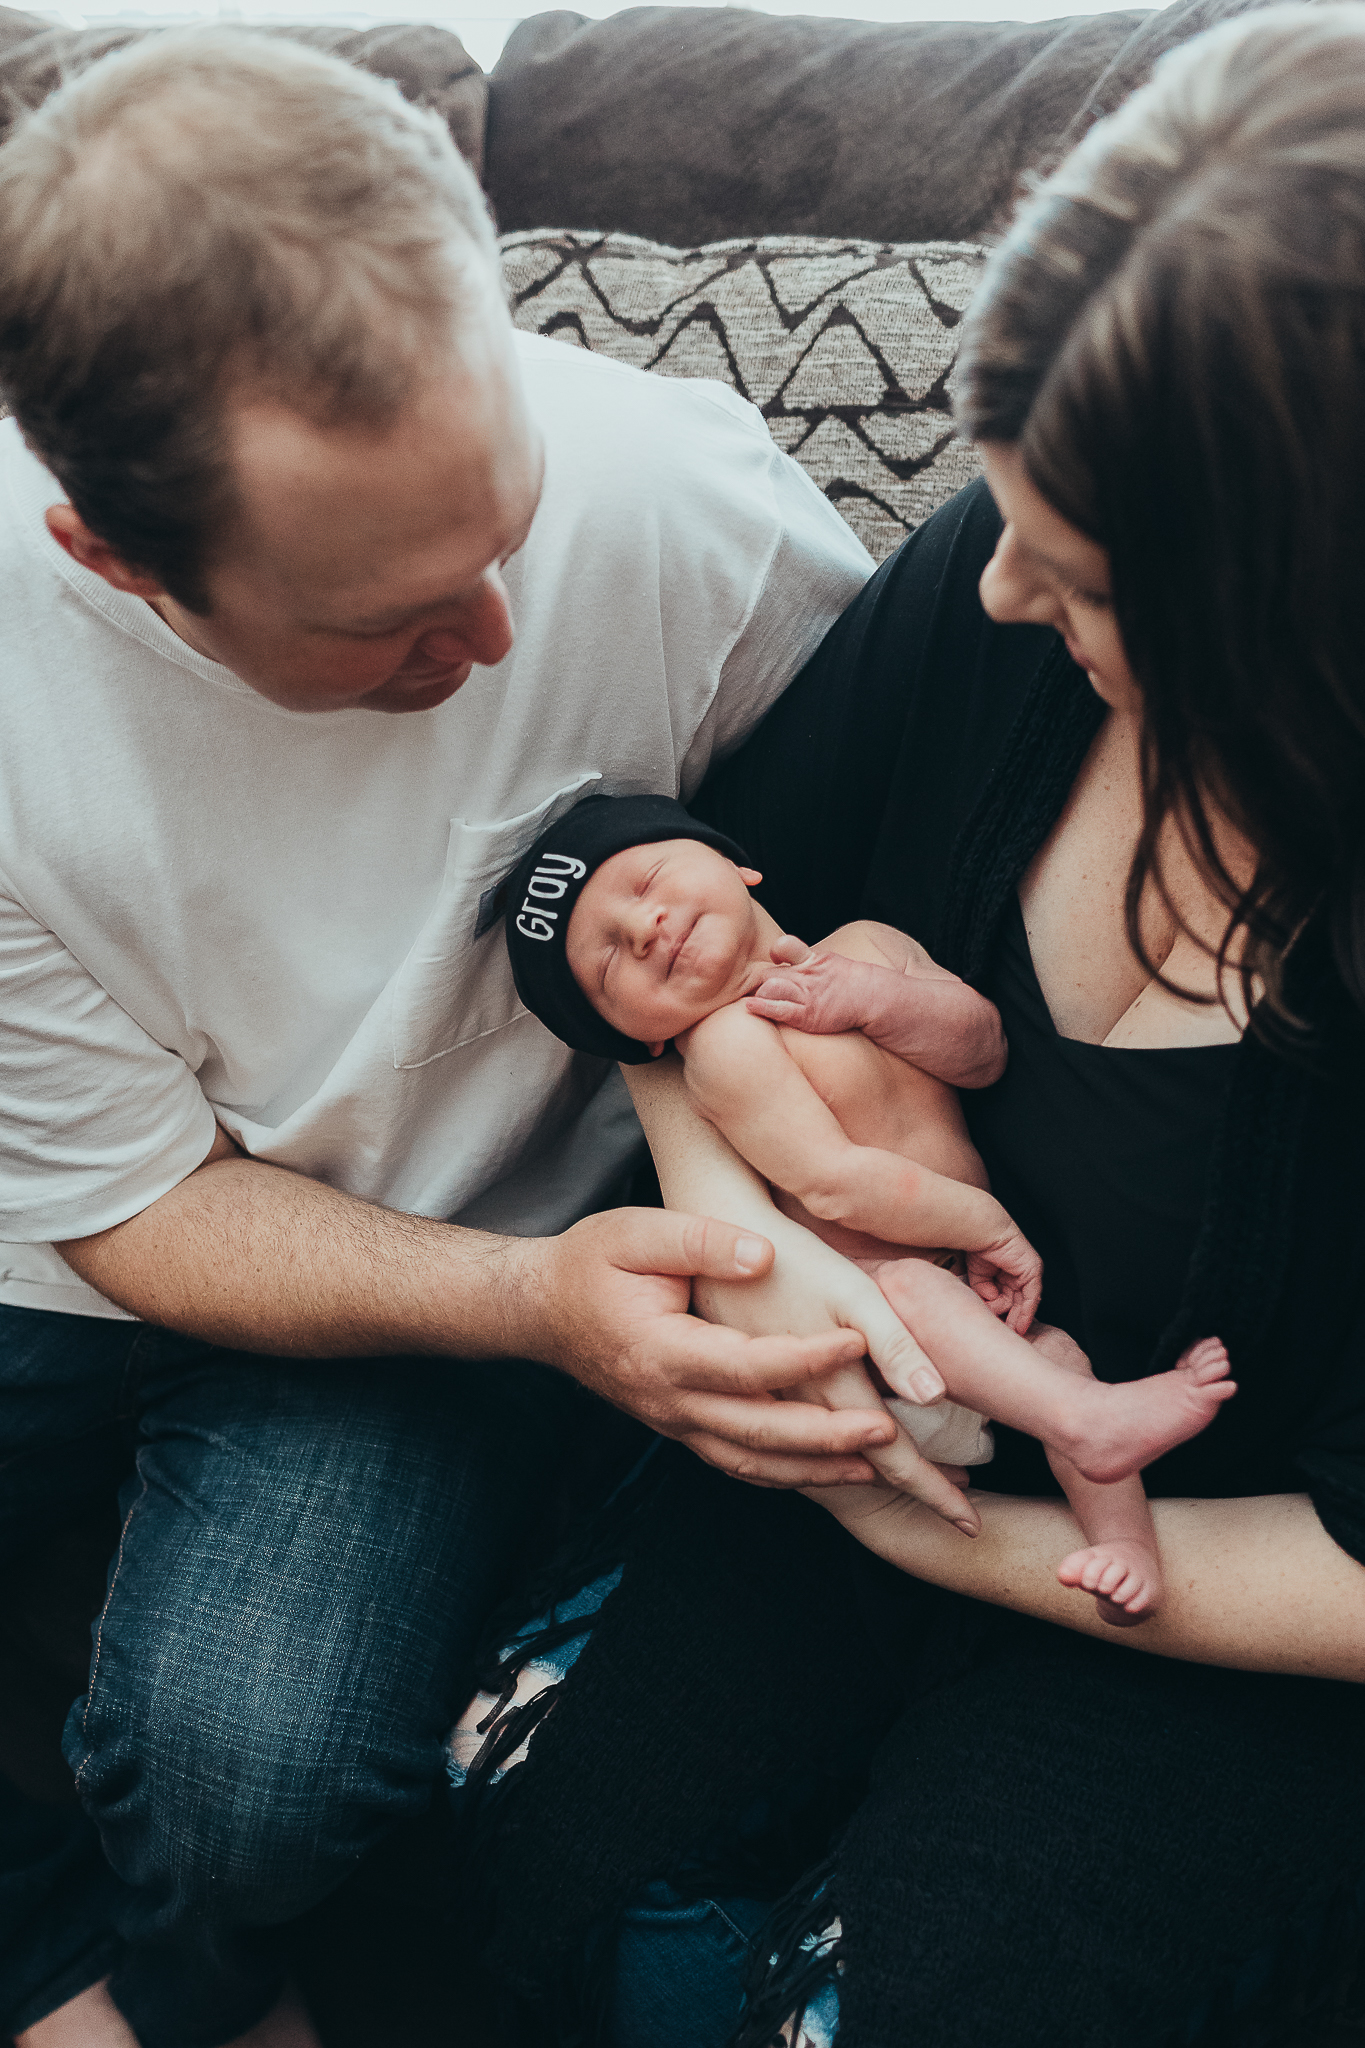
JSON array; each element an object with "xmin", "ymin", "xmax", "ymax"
[{"xmin": 746, "ymin": 938, "xmax": 875, "ymax": 1035}]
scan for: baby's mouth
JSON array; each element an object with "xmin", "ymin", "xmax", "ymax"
[{"xmin": 666, "ymin": 915, "xmax": 699, "ymax": 977}]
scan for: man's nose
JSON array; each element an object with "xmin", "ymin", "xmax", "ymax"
[{"xmin": 412, "ymin": 568, "xmax": 515, "ymax": 672}]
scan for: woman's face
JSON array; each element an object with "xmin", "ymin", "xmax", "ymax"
[{"xmin": 977, "ymin": 444, "xmax": 1142, "ymax": 715}]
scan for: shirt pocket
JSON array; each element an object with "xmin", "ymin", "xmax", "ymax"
[{"xmin": 390, "ymin": 771, "xmax": 601, "ymax": 1072}]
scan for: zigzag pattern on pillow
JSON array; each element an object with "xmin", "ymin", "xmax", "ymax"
[{"xmin": 500, "ymin": 229, "xmax": 987, "ymax": 561}]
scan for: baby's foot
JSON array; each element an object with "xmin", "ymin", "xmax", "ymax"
[
  {"xmin": 1059, "ymin": 1339, "xmax": 1234, "ymax": 1483},
  {"xmin": 1058, "ymin": 1539, "xmax": 1163, "ymax": 1626}
]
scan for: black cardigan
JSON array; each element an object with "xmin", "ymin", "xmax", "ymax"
[{"xmin": 695, "ymin": 475, "xmax": 1365, "ymax": 1562}]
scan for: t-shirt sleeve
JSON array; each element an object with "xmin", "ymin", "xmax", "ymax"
[
  {"xmin": 676, "ymin": 445, "xmax": 873, "ymax": 799},
  {"xmin": 0, "ymin": 875, "xmax": 218, "ymax": 1242}
]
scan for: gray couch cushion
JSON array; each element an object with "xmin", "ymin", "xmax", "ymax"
[
  {"xmin": 485, "ymin": 4, "xmax": 1150, "ymax": 248},
  {"xmin": 501, "ymin": 227, "xmax": 985, "ymax": 560},
  {"xmin": 0, "ymin": 5, "xmax": 487, "ymax": 172}
]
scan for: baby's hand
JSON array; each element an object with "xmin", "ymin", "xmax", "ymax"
[
  {"xmin": 965, "ymin": 1221, "xmax": 1043, "ymax": 1334},
  {"xmin": 747, "ymin": 942, "xmax": 876, "ymax": 1036}
]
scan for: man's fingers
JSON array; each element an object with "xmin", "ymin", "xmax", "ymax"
[
  {"xmin": 680, "ymin": 1391, "xmax": 895, "ymax": 1457},
  {"xmin": 683, "ymin": 1432, "xmax": 879, "ymax": 1489},
  {"xmin": 856, "ymin": 1292, "xmax": 946, "ymax": 1405},
  {"xmin": 659, "ymin": 1319, "xmax": 870, "ymax": 1395}
]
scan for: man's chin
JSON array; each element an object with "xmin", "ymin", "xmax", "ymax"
[{"xmin": 365, "ymin": 665, "xmax": 474, "ymax": 714}]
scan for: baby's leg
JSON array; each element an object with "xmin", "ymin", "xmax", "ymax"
[
  {"xmin": 1052, "ymin": 1452, "xmax": 1164, "ymax": 1625},
  {"xmin": 873, "ymin": 1259, "xmax": 1234, "ymax": 1481}
]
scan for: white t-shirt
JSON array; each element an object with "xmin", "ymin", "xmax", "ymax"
[{"xmin": 0, "ymin": 332, "xmax": 872, "ymax": 1319}]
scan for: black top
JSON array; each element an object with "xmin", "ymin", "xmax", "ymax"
[
  {"xmin": 696, "ymin": 477, "xmax": 1365, "ymax": 1559},
  {"xmin": 966, "ymin": 895, "xmax": 1237, "ymax": 1499}
]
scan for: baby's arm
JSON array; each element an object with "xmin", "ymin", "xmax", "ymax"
[
  {"xmin": 679, "ymin": 1003, "xmax": 1036, "ymax": 1315},
  {"xmin": 748, "ymin": 922, "xmax": 1006, "ymax": 1090}
]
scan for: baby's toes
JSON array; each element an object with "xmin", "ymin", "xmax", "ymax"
[
  {"xmin": 1179, "ymin": 1337, "xmax": 1230, "ymax": 1381},
  {"xmin": 1057, "ymin": 1547, "xmax": 1097, "ymax": 1589},
  {"xmin": 1080, "ymin": 1553, "xmax": 1112, "ymax": 1593}
]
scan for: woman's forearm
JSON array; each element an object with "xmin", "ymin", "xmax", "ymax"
[
  {"xmin": 625, "ymin": 1052, "xmax": 778, "ymax": 1219},
  {"xmin": 816, "ymin": 1483, "xmax": 1365, "ymax": 1681}
]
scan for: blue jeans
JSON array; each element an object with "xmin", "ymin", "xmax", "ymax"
[{"xmin": 0, "ymin": 1302, "xmax": 575, "ymax": 2046}]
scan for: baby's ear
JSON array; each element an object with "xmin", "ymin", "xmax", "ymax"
[{"xmin": 738, "ymin": 866, "xmax": 763, "ymax": 887}]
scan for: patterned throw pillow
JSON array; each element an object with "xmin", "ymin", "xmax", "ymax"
[{"xmin": 500, "ymin": 228, "xmax": 987, "ymax": 562}]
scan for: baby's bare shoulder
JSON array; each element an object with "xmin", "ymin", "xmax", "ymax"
[{"xmin": 680, "ymin": 1000, "xmax": 799, "ymax": 1108}]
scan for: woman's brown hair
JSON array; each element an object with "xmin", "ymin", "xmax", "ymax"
[{"xmin": 956, "ymin": 4, "xmax": 1365, "ymax": 1039}]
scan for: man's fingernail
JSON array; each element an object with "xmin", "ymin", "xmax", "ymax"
[
  {"xmin": 734, "ymin": 1234, "xmax": 766, "ymax": 1272},
  {"xmin": 910, "ymin": 1369, "xmax": 944, "ymax": 1402}
]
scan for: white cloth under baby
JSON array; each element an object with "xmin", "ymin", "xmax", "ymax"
[{"xmin": 887, "ymin": 1395, "xmax": 994, "ymax": 1466}]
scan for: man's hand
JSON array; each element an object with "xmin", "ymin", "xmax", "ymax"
[{"xmin": 511, "ymin": 1208, "xmax": 900, "ymax": 1488}]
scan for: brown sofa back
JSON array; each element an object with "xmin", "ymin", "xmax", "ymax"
[
  {"xmin": 483, "ymin": 3, "xmax": 1152, "ymax": 247},
  {"xmin": 0, "ymin": 4, "xmax": 487, "ymax": 173},
  {"xmin": 0, "ymin": 0, "xmax": 1305, "ymax": 250}
]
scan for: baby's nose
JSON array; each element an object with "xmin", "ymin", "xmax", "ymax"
[{"xmin": 631, "ymin": 905, "xmax": 666, "ymax": 954}]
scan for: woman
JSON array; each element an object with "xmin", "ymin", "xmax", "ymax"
[{"xmin": 455, "ymin": 11, "xmax": 1365, "ymax": 2041}]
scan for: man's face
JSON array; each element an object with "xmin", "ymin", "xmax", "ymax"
[
  {"xmin": 155, "ymin": 294, "xmax": 543, "ymax": 713},
  {"xmin": 566, "ymin": 839, "xmax": 766, "ymax": 1052}
]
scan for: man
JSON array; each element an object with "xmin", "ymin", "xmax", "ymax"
[{"xmin": 0, "ymin": 27, "xmax": 931, "ymax": 2046}]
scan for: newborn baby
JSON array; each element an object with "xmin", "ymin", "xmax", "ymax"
[{"xmin": 503, "ymin": 794, "xmax": 1235, "ymax": 1622}]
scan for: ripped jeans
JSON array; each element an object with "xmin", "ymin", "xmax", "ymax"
[{"xmin": 446, "ymin": 1482, "xmax": 844, "ymax": 2048}]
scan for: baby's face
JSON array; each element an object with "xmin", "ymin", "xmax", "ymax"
[{"xmin": 566, "ymin": 838, "xmax": 764, "ymax": 1050}]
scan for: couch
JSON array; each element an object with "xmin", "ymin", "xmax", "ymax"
[{"xmin": 2, "ymin": 0, "xmax": 1362, "ymax": 2038}]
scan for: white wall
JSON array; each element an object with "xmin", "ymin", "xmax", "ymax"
[{"xmin": 34, "ymin": 0, "xmax": 1154, "ymax": 75}]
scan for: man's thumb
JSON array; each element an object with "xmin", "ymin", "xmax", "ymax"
[{"xmin": 632, "ymin": 1210, "xmax": 775, "ymax": 1281}]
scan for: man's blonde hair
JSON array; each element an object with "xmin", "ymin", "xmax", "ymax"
[{"xmin": 0, "ymin": 28, "xmax": 499, "ymax": 608}]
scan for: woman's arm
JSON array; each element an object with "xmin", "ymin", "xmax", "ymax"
[{"xmin": 817, "ymin": 1481, "xmax": 1365, "ymax": 1681}]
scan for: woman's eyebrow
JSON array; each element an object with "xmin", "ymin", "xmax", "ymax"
[{"xmin": 1028, "ymin": 541, "xmax": 1110, "ymax": 592}]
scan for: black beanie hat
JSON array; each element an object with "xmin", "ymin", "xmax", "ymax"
[{"xmin": 502, "ymin": 794, "xmax": 751, "ymax": 1063}]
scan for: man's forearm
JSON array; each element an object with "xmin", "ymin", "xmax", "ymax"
[
  {"xmin": 816, "ymin": 1484, "xmax": 1365, "ymax": 1681},
  {"xmin": 55, "ymin": 1126, "xmax": 905, "ymax": 1488},
  {"xmin": 58, "ymin": 1149, "xmax": 535, "ymax": 1358}
]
